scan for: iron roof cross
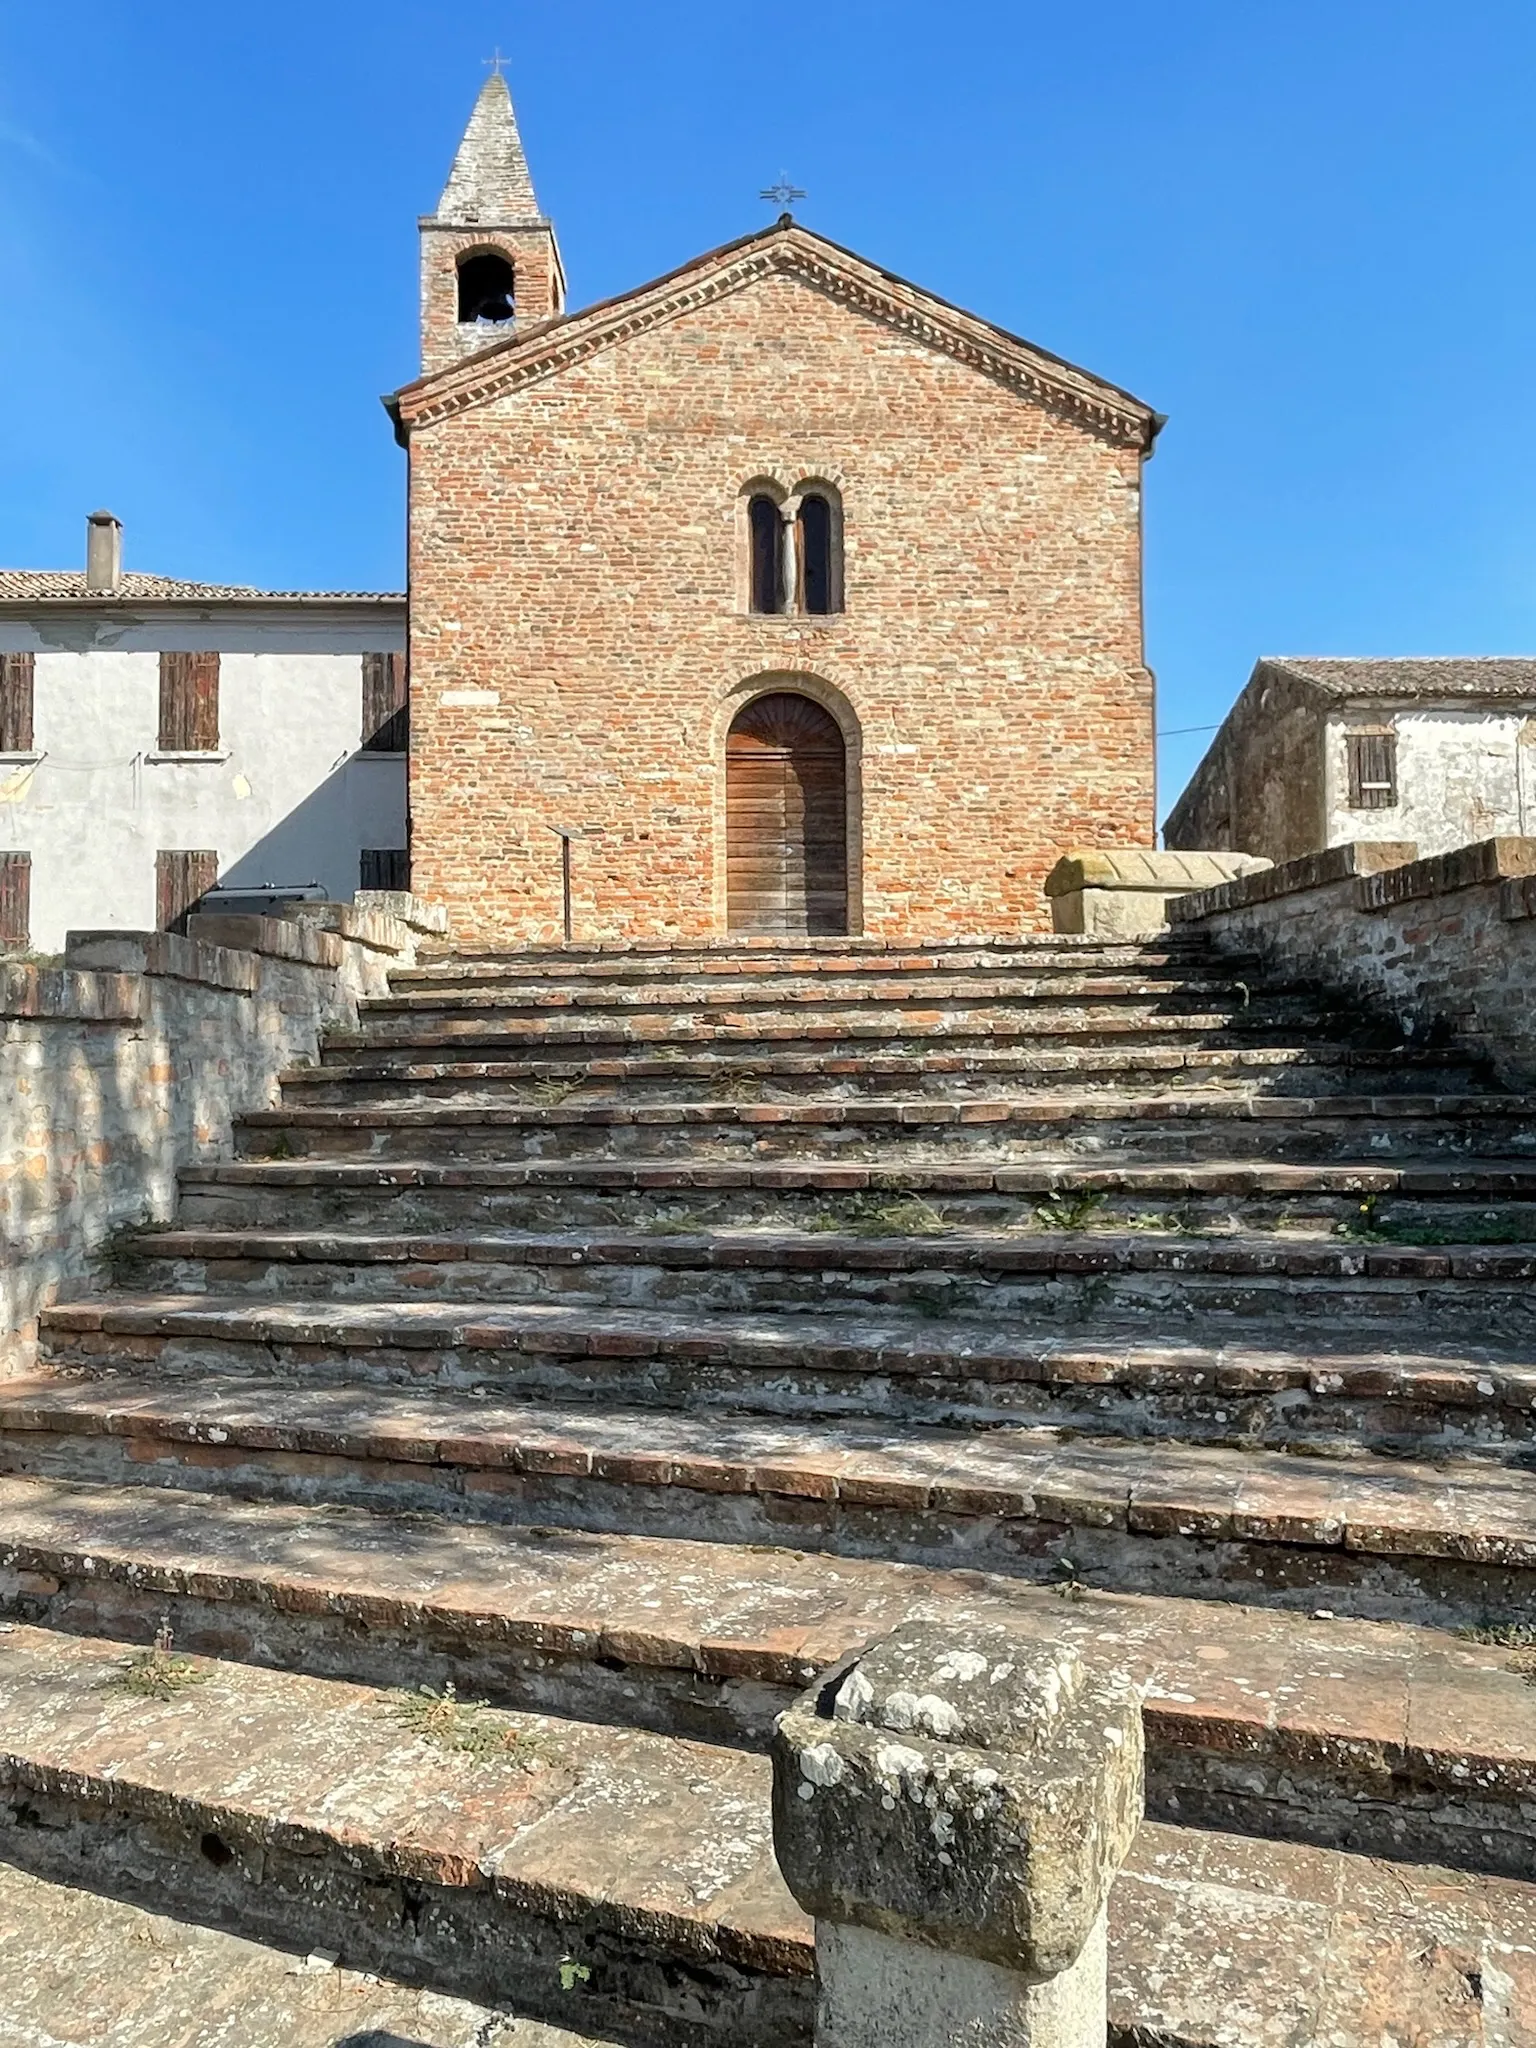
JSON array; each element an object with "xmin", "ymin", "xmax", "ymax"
[
  {"xmin": 760, "ymin": 174, "xmax": 807, "ymax": 213},
  {"xmin": 484, "ymin": 48, "xmax": 508, "ymax": 76}
]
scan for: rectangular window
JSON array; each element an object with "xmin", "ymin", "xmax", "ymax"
[
  {"xmin": 361, "ymin": 652, "xmax": 408, "ymax": 753},
  {"xmin": 0, "ymin": 654, "xmax": 35, "ymax": 754},
  {"xmin": 158, "ymin": 651, "xmax": 220, "ymax": 752},
  {"xmin": 1347, "ymin": 730, "xmax": 1398, "ymax": 809},
  {"xmin": 156, "ymin": 849, "xmax": 218, "ymax": 934},
  {"xmin": 360, "ymin": 847, "xmax": 409, "ymax": 891},
  {"xmin": 0, "ymin": 852, "xmax": 30, "ymax": 949}
]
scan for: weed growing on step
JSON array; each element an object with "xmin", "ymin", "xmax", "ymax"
[
  {"xmin": 809, "ymin": 1192, "xmax": 951, "ymax": 1237},
  {"xmin": 110, "ymin": 1620, "xmax": 208, "ymax": 1702},
  {"xmin": 1338, "ymin": 1197, "xmax": 1536, "ymax": 1247},
  {"xmin": 1033, "ymin": 1191, "xmax": 1107, "ymax": 1232},
  {"xmin": 641, "ymin": 1207, "xmax": 709, "ymax": 1236},
  {"xmin": 529, "ymin": 1078, "xmax": 581, "ymax": 1107},
  {"xmin": 718, "ymin": 1073, "xmax": 765, "ymax": 1103},
  {"xmin": 386, "ymin": 1683, "xmax": 546, "ymax": 1767},
  {"xmin": 263, "ymin": 1130, "xmax": 298, "ymax": 1160}
]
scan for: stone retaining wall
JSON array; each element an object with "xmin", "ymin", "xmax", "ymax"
[
  {"xmin": 0, "ymin": 898, "xmax": 443, "ymax": 1370},
  {"xmin": 1171, "ymin": 836, "xmax": 1536, "ymax": 1084}
]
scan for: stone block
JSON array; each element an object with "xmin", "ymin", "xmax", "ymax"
[
  {"xmin": 1045, "ymin": 850, "xmax": 1270, "ymax": 938},
  {"xmin": 185, "ymin": 915, "xmax": 343, "ymax": 970},
  {"xmin": 772, "ymin": 1622, "xmax": 1142, "ymax": 1976},
  {"xmin": 65, "ymin": 931, "xmax": 258, "ymax": 996}
]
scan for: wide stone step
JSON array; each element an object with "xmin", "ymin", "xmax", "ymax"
[
  {"xmin": 122, "ymin": 1222, "xmax": 1536, "ymax": 1336},
  {"xmin": 411, "ymin": 935, "xmax": 1234, "ymax": 971},
  {"xmin": 391, "ymin": 941, "xmax": 1252, "ymax": 989},
  {"xmin": 0, "ymin": 1622, "xmax": 1526, "ymax": 2045},
  {"xmin": 40, "ymin": 1294, "xmax": 1536, "ymax": 1455},
  {"xmin": 6, "ymin": 1370, "xmax": 1535, "ymax": 1625},
  {"xmin": 173, "ymin": 1154, "xmax": 1536, "ymax": 1253},
  {"xmin": 363, "ymin": 971, "xmax": 1287, "ymax": 1016},
  {"xmin": 232, "ymin": 1095, "xmax": 1536, "ymax": 1169},
  {"xmin": 0, "ymin": 1622, "xmax": 803, "ymax": 2046},
  {"xmin": 0, "ymin": 1475, "xmax": 1531, "ymax": 1876},
  {"xmin": 334, "ymin": 1003, "xmax": 1351, "ymax": 1057},
  {"xmin": 291, "ymin": 1041, "xmax": 1487, "ymax": 1105},
  {"xmin": 0, "ymin": 1857, "xmax": 574, "ymax": 2048}
]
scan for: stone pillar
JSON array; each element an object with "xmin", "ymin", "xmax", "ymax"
[{"xmin": 771, "ymin": 1622, "xmax": 1143, "ymax": 2048}]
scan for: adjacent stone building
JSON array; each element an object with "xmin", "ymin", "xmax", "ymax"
[
  {"xmin": 0, "ymin": 515, "xmax": 406, "ymax": 951},
  {"xmin": 1165, "ymin": 656, "xmax": 1536, "ymax": 865},
  {"xmin": 391, "ymin": 76, "xmax": 1162, "ymax": 945}
]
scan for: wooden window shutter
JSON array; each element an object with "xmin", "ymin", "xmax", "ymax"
[
  {"xmin": 360, "ymin": 847, "xmax": 409, "ymax": 891},
  {"xmin": 156, "ymin": 849, "xmax": 218, "ymax": 934},
  {"xmin": 361, "ymin": 653, "xmax": 408, "ymax": 752},
  {"xmin": 158, "ymin": 651, "xmax": 220, "ymax": 752},
  {"xmin": 0, "ymin": 655, "xmax": 35, "ymax": 754},
  {"xmin": 1347, "ymin": 730, "xmax": 1398, "ymax": 809},
  {"xmin": 0, "ymin": 852, "xmax": 30, "ymax": 948}
]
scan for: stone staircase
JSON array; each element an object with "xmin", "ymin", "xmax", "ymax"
[{"xmin": 4, "ymin": 932, "xmax": 1536, "ymax": 2044}]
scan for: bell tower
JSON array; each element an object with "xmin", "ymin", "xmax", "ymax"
[{"xmin": 420, "ymin": 70, "xmax": 566, "ymax": 375}]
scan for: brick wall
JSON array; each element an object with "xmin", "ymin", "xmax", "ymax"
[
  {"xmin": 1171, "ymin": 837, "xmax": 1536, "ymax": 1085},
  {"xmin": 404, "ymin": 252, "xmax": 1155, "ymax": 945},
  {"xmin": 0, "ymin": 900, "xmax": 440, "ymax": 1371}
]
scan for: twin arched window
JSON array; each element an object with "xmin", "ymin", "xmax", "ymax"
[{"xmin": 747, "ymin": 486, "xmax": 842, "ymax": 616}]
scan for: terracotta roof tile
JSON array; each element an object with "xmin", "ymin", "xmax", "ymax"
[
  {"xmin": 1267, "ymin": 656, "xmax": 1536, "ymax": 701},
  {"xmin": 0, "ymin": 571, "xmax": 403, "ymax": 605}
]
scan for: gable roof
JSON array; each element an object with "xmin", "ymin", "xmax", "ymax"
[
  {"xmin": 1263, "ymin": 656, "xmax": 1536, "ymax": 703},
  {"xmin": 388, "ymin": 217, "xmax": 1161, "ymax": 451},
  {"xmin": 0, "ymin": 570, "xmax": 402, "ymax": 609}
]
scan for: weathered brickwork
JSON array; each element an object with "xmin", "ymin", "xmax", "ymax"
[
  {"xmin": 398, "ymin": 82, "xmax": 1159, "ymax": 951},
  {"xmin": 1173, "ymin": 835, "xmax": 1536, "ymax": 1085},
  {"xmin": 0, "ymin": 903, "xmax": 436, "ymax": 1371},
  {"xmin": 403, "ymin": 246, "xmax": 1155, "ymax": 945}
]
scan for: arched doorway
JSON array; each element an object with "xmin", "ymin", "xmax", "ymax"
[{"xmin": 726, "ymin": 692, "xmax": 849, "ymax": 936}]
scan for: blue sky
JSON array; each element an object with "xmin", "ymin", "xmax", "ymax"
[{"xmin": 3, "ymin": 1, "xmax": 1535, "ymax": 821}]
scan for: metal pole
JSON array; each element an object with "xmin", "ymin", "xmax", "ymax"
[{"xmin": 547, "ymin": 825, "xmax": 578, "ymax": 946}]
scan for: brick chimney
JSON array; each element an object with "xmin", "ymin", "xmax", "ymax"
[{"xmin": 85, "ymin": 511, "xmax": 122, "ymax": 595}]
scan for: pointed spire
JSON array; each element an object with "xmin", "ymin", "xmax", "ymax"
[{"xmin": 436, "ymin": 73, "xmax": 541, "ymax": 225}]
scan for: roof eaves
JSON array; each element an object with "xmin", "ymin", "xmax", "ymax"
[{"xmin": 389, "ymin": 218, "xmax": 1159, "ymax": 449}]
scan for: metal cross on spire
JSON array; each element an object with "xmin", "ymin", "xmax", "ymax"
[
  {"xmin": 759, "ymin": 173, "xmax": 807, "ymax": 214},
  {"xmin": 483, "ymin": 47, "xmax": 508, "ymax": 76}
]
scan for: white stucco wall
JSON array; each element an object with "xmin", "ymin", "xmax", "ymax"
[
  {"xmin": 1324, "ymin": 705, "xmax": 1536, "ymax": 858},
  {"xmin": 0, "ymin": 605, "xmax": 407, "ymax": 952}
]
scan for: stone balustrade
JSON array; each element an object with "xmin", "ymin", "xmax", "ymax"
[{"xmin": 772, "ymin": 1622, "xmax": 1143, "ymax": 2048}]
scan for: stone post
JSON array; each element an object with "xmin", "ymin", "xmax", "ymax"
[{"xmin": 771, "ymin": 1622, "xmax": 1143, "ymax": 2048}]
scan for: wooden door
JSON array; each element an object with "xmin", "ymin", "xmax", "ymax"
[{"xmin": 727, "ymin": 692, "xmax": 848, "ymax": 935}]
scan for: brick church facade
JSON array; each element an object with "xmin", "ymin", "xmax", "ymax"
[{"xmin": 392, "ymin": 76, "xmax": 1161, "ymax": 944}]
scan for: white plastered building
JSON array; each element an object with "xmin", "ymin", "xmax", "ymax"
[{"xmin": 0, "ymin": 515, "xmax": 407, "ymax": 953}]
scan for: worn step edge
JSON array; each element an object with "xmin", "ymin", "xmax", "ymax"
[
  {"xmin": 238, "ymin": 1096, "xmax": 1534, "ymax": 1130},
  {"xmin": 185, "ymin": 1157, "xmax": 1536, "ymax": 1201},
  {"xmin": 0, "ymin": 1622, "xmax": 806, "ymax": 2046},
  {"xmin": 7, "ymin": 1370, "xmax": 1535, "ymax": 1573},
  {"xmin": 40, "ymin": 1295, "xmax": 1536, "ymax": 1419},
  {"xmin": 286, "ymin": 1050, "xmax": 1481, "ymax": 1094},
  {"xmin": 123, "ymin": 1224, "xmax": 1536, "ymax": 1284},
  {"xmin": 0, "ymin": 1624, "xmax": 1528, "ymax": 2048},
  {"xmin": 0, "ymin": 1473, "xmax": 1530, "ymax": 1827}
]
